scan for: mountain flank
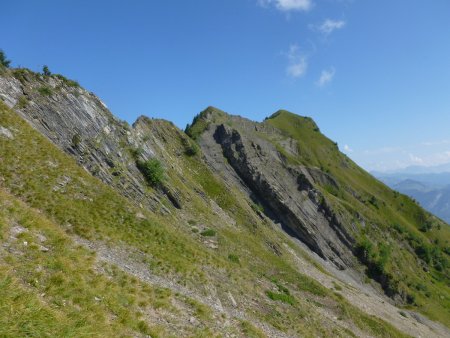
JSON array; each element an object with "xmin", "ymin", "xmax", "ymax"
[
  {"xmin": 0, "ymin": 64, "xmax": 449, "ymax": 337},
  {"xmin": 375, "ymin": 171, "xmax": 450, "ymax": 225}
]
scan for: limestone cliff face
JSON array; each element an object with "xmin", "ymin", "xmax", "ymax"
[
  {"xmin": 0, "ymin": 70, "xmax": 186, "ymax": 213},
  {"xmin": 194, "ymin": 108, "xmax": 355, "ymax": 269}
]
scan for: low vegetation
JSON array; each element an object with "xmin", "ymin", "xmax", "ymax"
[
  {"xmin": 0, "ymin": 65, "xmax": 444, "ymax": 336},
  {"xmin": 0, "ymin": 49, "xmax": 10, "ymax": 68},
  {"xmin": 136, "ymin": 158, "xmax": 165, "ymax": 187},
  {"xmin": 37, "ymin": 86, "xmax": 53, "ymax": 96}
]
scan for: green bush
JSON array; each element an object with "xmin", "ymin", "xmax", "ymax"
[
  {"xmin": 71, "ymin": 134, "xmax": 81, "ymax": 148},
  {"xmin": 137, "ymin": 158, "xmax": 165, "ymax": 187},
  {"xmin": 266, "ymin": 291, "xmax": 295, "ymax": 305},
  {"xmin": 12, "ymin": 69, "xmax": 29, "ymax": 84},
  {"xmin": 228, "ymin": 254, "xmax": 240, "ymax": 263},
  {"xmin": 54, "ymin": 74, "xmax": 80, "ymax": 87},
  {"xmin": 15, "ymin": 96, "xmax": 28, "ymax": 109},
  {"xmin": 129, "ymin": 147, "xmax": 143, "ymax": 160},
  {"xmin": 38, "ymin": 86, "xmax": 53, "ymax": 96},
  {"xmin": 200, "ymin": 229, "xmax": 216, "ymax": 237},
  {"xmin": 42, "ymin": 65, "xmax": 51, "ymax": 76},
  {"xmin": 354, "ymin": 236, "xmax": 399, "ymax": 296},
  {"xmin": 181, "ymin": 136, "xmax": 199, "ymax": 156},
  {"xmin": 0, "ymin": 49, "xmax": 11, "ymax": 68},
  {"xmin": 184, "ymin": 142, "xmax": 199, "ymax": 156}
]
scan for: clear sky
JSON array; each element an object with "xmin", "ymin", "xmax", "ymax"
[{"xmin": 2, "ymin": 0, "xmax": 450, "ymax": 172}]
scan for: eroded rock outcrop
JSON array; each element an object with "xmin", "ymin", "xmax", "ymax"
[
  {"xmin": 195, "ymin": 108, "xmax": 355, "ymax": 269},
  {"xmin": 0, "ymin": 70, "xmax": 186, "ymax": 212}
]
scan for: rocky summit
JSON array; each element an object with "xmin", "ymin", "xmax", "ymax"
[{"xmin": 1, "ymin": 65, "xmax": 450, "ymax": 337}]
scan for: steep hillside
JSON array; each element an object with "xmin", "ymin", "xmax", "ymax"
[
  {"xmin": 376, "ymin": 174, "xmax": 450, "ymax": 224},
  {"xmin": 0, "ymin": 65, "xmax": 449, "ymax": 337},
  {"xmin": 402, "ymin": 185, "xmax": 450, "ymax": 225},
  {"xmin": 187, "ymin": 107, "xmax": 450, "ymax": 326}
]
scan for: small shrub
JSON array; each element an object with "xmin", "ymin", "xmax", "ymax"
[
  {"xmin": 240, "ymin": 320, "xmax": 265, "ymax": 338},
  {"xmin": 129, "ymin": 147, "xmax": 143, "ymax": 160},
  {"xmin": 12, "ymin": 69, "xmax": 29, "ymax": 84},
  {"xmin": 419, "ymin": 221, "xmax": 432, "ymax": 232},
  {"xmin": 42, "ymin": 65, "xmax": 51, "ymax": 76},
  {"xmin": 266, "ymin": 291, "xmax": 295, "ymax": 305},
  {"xmin": 38, "ymin": 86, "xmax": 53, "ymax": 96},
  {"xmin": 415, "ymin": 244, "xmax": 432, "ymax": 264},
  {"xmin": 200, "ymin": 229, "xmax": 216, "ymax": 237},
  {"xmin": 54, "ymin": 74, "xmax": 80, "ymax": 87},
  {"xmin": 392, "ymin": 223, "xmax": 405, "ymax": 234},
  {"xmin": 368, "ymin": 195, "xmax": 378, "ymax": 208},
  {"xmin": 184, "ymin": 143, "xmax": 199, "ymax": 156},
  {"xmin": 406, "ymin": 293, "xmax": 416, "ymax": 305},
  {"xmin": 136, "ymin": 158, "xmax": 165, "ymax": 187},
  {"xmin": 181, "ymin": 136, "xmax": 199, "ymax": 156},
  {"xmin": 137, "ymin": 320, "xmax": 150, "ymax": 334},
  {"xmin": 0, "ymin": 49, "xmax": 11, "ymax": 68},
  {"xmin": 228, "ymin": 254, "xmax": 240, "ymax": 263},
  {"xmin": 16, "ymin": 96, "xmax": 28, "ymax": 109},
  {"xmin": 72, "ymin": 134, "xmax": 81, "ymax": 148}
]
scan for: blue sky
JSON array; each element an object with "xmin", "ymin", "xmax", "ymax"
[{"xmin": 1, "ymin": 0, "xmax": 450, "ymax": 171}]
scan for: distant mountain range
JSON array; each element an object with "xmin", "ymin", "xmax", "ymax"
[
  {"xmin": 374, "ymin": 167, "xmax": 450, "ymax": 224},
  {"xmin": 374, "ymin": 162, "xmax": 450, "ymax": 175}
]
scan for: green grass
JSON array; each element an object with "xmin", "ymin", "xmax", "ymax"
[
  {"xmin": 37, "ymin": 86, "xmax": 53, "ymax": 96},
  {"xmin": 263, "ymin": 110, "xmax": 450, "ymax": 325},
  {"xmin": 54, "ymin": 74, "xmax": 80, "ymax": 87},
  {"xmin": 228, "ymin": 254, "xmax": 240, "ymax": 263},
  {"xmin": 266, "ymin": 291, "xmax": 296, "ymax": 305},
  {"xmin": 136, "ymin": 158, "xmax": 165, "ymax": 187},
  {"xmin": 184, "ymin": 107, "xmax": 450, "ymax": 329},
  {"xmin": 240, "ymin": 320, "xmax": 266, "ymax": 338},
  {"xmin": 0, "ymin": 188, "xmax": 174, "ymax": 337},
  {"xmin": 0, "ymin": 94, "xmax": 419, "ymax": 337},
  {"xmin": 200, "ymin": 228, "xmax": 216, "ymax": 237}
]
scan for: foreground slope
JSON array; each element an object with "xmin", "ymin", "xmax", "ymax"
[{"xmin": 0, "ymin": 66, "xmax": 448, "ymax": 336}]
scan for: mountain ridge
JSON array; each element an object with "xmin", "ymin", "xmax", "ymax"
[{"xmin": 1, "ymin": 65, "xmax": 450, "ymax": 337}]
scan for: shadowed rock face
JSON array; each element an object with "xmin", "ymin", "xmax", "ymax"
[{"xmin": 197, "ymin": 109, "xmax": 355, "ymax": 269}]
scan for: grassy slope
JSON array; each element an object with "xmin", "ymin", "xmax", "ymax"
[
  {"xmin": 0, "ymin": 95, "xmax": 410, "ymax": 337},
  {"xmin": 0, "ymin": 188, "xmax": 178, "ymax": 337},
  {"xmin": 130, "ymin": 113, "xmax": 410, "ymax": 337},
  {"xmin": 263, "ymin": 110, "xmax": 450, "ymax": 325}
]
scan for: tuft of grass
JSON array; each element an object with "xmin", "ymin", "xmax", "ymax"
[
  {"xmin": 200, "ymin": 228, "xmax": 216, "ymax": 237},
  {"xmin": 54, "ymin": 74, "xmax": 80, "ymax": 87},
  {"xmin": 228, "ymin": 254, "xmax": 240, "ymax": 263},
  {"xmin": 15, "ymin": 95, "xmax": 28, "ymax": 109},
  {"xmin": 240, "ymin": 320, "xmax": 266, "ymax": 338},
  {"xmin": 266, "ymin": 291, "xmax": 295, "ymax": 305},
  {"xmin": 37, "ymin": 86, "xmax": 53, "ymax": 96}
]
